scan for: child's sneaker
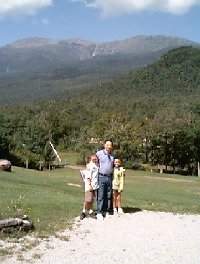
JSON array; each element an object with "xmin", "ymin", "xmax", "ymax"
[
  {"xmin": 80, "ymin": 212, "xmax": 86, "ymax": 220},
  {"xmin": 113, "ymin": 208, "xmax": 118, "ymax": 216},
  {"xmin": 89, "ymin": 212, "xmax": 97, "ymax": 219},
  {"xmin": 118, "ymin": 208, "xmax": 124, "ymax": 215}
]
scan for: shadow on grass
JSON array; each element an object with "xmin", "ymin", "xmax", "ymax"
[{"xmin": 123, "ymin": 207, "xmax": 142, "ymax": 214}]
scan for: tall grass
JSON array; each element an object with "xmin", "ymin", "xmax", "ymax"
[{"xmin": 0, "ymin": 165, "xmax": 200, "ymax": 238}]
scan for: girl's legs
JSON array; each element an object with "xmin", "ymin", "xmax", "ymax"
[
  {"xmin": 117, "ymin": 192, "xmax": 124, "ymax": 214},
  {"xmin": 117, "ymin": 192, "xmax": 122, "ymax": 208},
  {"xmin": 113, "ymin": 190, "xmax": 118, "ymax": 215}
]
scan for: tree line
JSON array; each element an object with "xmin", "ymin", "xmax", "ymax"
[{"xmin": 0, "ymin": 46, "xmax": 200, "ymax": 175}]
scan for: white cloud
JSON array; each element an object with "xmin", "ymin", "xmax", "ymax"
[
  {"xmin": 72, "ymin": 0, "xmax": 200, "ymax": 16},
  {"xmin": 0, "ymin": 0, "xmax": 53, "ymax": 17}
]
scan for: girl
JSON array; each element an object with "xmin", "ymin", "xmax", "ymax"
[{"xmin": 112, "ymin": 158, "xmax": 125, "ymax": 215}]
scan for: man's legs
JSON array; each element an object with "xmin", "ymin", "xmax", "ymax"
[
  {"xmin": 97, "ymin": 175, "xmax": 113, "ymax": 218},
  {"xmin": 106, "ymin": 176, "xmax": 113, "ymax": 214},
  {"xmin": 97, "ymin": 175, "xmax": 106, "ymax": 215}
]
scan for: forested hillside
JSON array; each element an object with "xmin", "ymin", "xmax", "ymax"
[{"xmin": 1, "ymin": 46, "xmax": 200, "ymax": 175}]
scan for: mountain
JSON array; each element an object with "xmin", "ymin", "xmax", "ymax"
[
  {"xmin": 0, "ymin": 35, "xmax": 199, "ymax": 105},
  {"xmin": 1, "ymin": 46, "xmax": 200, "ymax": 172}
]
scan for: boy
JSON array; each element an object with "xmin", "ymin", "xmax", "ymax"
[
  {"xmin": 80, "ymin": 153, "xmax": 99, "ymax": 220},
  {"xmin": 112, "ymin": 158, "xmax": 125, "ymax": 215}
]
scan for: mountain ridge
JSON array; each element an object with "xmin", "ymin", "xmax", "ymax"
[
  {"xmin": 5, "ymin": 34, "xmax": 199, "ymax": 47},
  {"xmin": 0, "ymin": 35, "xmax": 199, "ymax": 105},
  {"xmin": 1, "ymin": 34, "xmax": 198, "ymax": 69}
]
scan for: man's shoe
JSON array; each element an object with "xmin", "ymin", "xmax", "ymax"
[
  {"xmin": 97, "ymin": 213, "xmax": 104, "ymax": 220},
  {"xmin": 105, "ymin": 212, "xmax": 112, "ymax": 218},
  {"xmin": 80, "ymin": 212, "xmax": 86, "ymax": 220}
]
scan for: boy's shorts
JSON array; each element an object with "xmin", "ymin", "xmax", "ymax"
[{"xmin": 85, "ymin": 190, "xmax": 96, "ymax": 202}]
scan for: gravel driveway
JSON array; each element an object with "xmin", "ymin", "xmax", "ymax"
[{"xmin": 1, "ymin": 210, "xmax": 200, "ymax": 264}]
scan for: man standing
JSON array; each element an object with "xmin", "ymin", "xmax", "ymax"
[{"xmin": 96, "ymin": 140, "xmax": 115, "ymax": 220}]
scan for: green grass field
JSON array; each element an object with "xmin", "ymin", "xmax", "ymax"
[{"xmin": 0, "ymin": 165, "xmax": 200, "ymax": 239}]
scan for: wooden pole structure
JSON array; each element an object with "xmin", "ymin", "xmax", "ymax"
[{"xmin": 49, "ymin": 141, "xmax": 61, "ymax": 162}]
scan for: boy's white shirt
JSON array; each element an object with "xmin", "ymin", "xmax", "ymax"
[{"xmin": 84, "ymin": 161, "xmax": 99, "ymax": 191}]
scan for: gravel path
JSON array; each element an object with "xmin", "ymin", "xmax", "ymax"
[{"xmin": 1, "ymin": 210, "xmax": 200, "ymax": 264}]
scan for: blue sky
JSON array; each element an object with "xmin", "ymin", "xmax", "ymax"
[{"xmin": 0, "ymin": 0, "xmax": 200, "ymax": 47}]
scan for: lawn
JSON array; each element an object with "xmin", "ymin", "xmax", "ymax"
[
  {"xmin": 0, "ymin": 165, "xmax": 200, "ymax": 238},
  {"xmin": 124, "ymin": 169, "xmax": 200, "ymax": 214},
  {"xmin": 0, "ymin": 166, "xmax": 84, "ymax": 238}
]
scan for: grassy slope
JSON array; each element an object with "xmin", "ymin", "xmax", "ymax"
[
  {"xmin": 0, "ymin": 166, "xmax": 83, "ymax": 237},
  {"xmin": 0, "ymin": 164, "xmax": 200, "ymax": 239},
  {"xmin": 124, "ymin": 170, "xmax": 200, "ymax": 214}
]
